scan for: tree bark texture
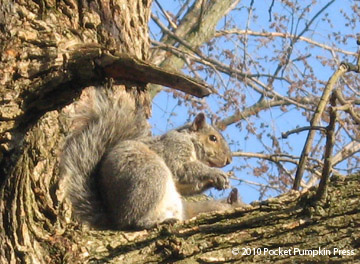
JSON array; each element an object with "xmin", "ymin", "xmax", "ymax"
[
  {"xmin": 0, "ymin": 0, "xmax": 359, "ymax": 263},
  {"xmin": 62, "ymin": 174, "xmax": 360, "ymax": 263},
  {"xmin": 0, "ymin": 0, "xmax": 151, "ymax": 263}
]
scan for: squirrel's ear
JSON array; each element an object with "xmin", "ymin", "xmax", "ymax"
[{"xmin": 191, "ymin": 113, "xmax": 206, "ymax": 131}]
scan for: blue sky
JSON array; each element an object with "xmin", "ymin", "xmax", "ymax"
[{"xmin": 149, "ymin": 0, "xmax": 359, "ymax": 203}]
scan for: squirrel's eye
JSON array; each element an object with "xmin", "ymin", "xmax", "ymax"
[{"xmin": 209, "ymin": 135, "xmax": 217, "ymax": 142}]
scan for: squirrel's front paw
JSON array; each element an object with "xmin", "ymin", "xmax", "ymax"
[{"xmin": 210, "ymin": 171, "xmax": 230, "ymax": 190}]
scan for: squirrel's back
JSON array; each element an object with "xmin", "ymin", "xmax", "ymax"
[{"xmin": 60, "ymin": 88, "xmax": 151, "ymax": 228}]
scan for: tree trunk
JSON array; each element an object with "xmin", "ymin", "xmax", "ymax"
[
  {"xmin": 0, "ymin": 0, "xmax": 151, "ymax": 263},
  {"xmin": 0, "ymin": 1, "xmax": 359, "ymax": 263}
]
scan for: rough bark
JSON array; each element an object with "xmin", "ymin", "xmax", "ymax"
[
  {"xmin": 0, "ymin": 0, "xmax": 152, "ymax": 263},
  {"xmin": 0, "ymin": 1, "xmax": 359, "ymax": 263},
  {"xmin": 68, "ymin": 174, "xmax": 360, "ymax": 263}
]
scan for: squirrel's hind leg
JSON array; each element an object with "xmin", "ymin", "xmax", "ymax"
[
  {"xmin": 135, "ymin": 161, "xmax": 184, "ymax": 229},
  {"xmin": 99, "ymin": 141, "xmax": 183, "ymax": 230}
]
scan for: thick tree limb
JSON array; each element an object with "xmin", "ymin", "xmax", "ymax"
[
  {"xmin": 57, "ymin": 174, "xmax": 360, "ymax": 263},
  {"xmin": 98, "ymin": 53, "xmax": 211, "ymax": 97}
]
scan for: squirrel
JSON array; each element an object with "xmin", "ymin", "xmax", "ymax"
[{"xmin": 60, "ymin": 88, "xmax": 241, "ymax": 230}]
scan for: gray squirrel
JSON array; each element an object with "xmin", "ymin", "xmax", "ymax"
[{"xmin": 60, "ymin": 88, "xmax": 241, "ymax": 230}]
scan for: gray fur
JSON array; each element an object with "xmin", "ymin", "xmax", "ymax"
[
  {"xmin": 60, "ymin": 89, "xmax": 157, "ymax": 228},
  {"xmin": 145, "ymin": 121, "xmax": 233, "ymax": 195},
  {"xmin": 60, "ymin": 88, "xmax": 235, "ymax": 230}
]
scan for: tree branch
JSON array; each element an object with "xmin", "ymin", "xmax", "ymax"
[
  {"xmin": 97, "ymin": 52, "xmax": 212, "ymax": 97},
  {"xmin": 215, "ymin": 30, "xmax": 356, "ymax": 56},
  {"xmin": 281, "ymin": 126, "xmax": 327, "ymax": 139},
  {"xmin": 149, "ymin": 0, "xmax": 241, "ymax": 97},
  {"xmin": 216, "ymin": 98, "xmax": 289, "ymax": 130},
  {"xmin": 152, "ymin": 40, "xmax": 314, "ymax": 112},
  {"xmin": 293, "ymin": 63, "xmax": 348, "ymax": 190},
  {"xmin": 334, "ymin": 88, "xmax": 360, "ymax": 124},
  {"xmin": 332, "ymin": 141, "xmax": 360, "ymax": 165},
  {"xmin": 316, "ymin": 93, "xmax": 337, "ymax": 200},
  {"xmin": 232, "ymin": 151, "xmax": 324, "ymax": 188}
]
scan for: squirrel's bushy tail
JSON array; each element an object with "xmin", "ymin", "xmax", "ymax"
[{"xmin": 60, "ymin": 88, "xmax": 149, "ymax": 227}]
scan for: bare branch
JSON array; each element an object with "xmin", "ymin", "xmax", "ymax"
[
  {"xmin": 332, "ymin": 141, "xmax": 360, "ymax": 165},
  {"xmin": 233, "ymin": 178, "xmax": 281, "ymax": 192},
  {"xmin": 293, "ymin": 63, "xmax": 349, "ymax": 190},
  {"xmin": 215, "ymin": 30, "xmax": 357, "ymax": 56},
  {"xmin": 233, "ymin": 152, "xmax": 324, "ymax": 189},
  {"xmin": 152, "ymin": 40, "xmax": 314, "ymax": 112},
  {"xmin": 316, "ymin": 93, "xmax": 337, "ymax": 200},
  {"xmin": 153, "ymin": 0, "xmax": 177, "ymax": 29},
  {"xmin": 248, "ymin": 78, "xmax": 313, "ymax": 110},
  {"xmin": 233, "ymin": 152, "xmax": 300, "ymax": 165},
  {"xmin": 282, "ymin": 126, "xmax": 327, "ymax": 139},
  {"xmin": 334, "ymin": 88, "xmax": 360, "ymax": 124},
  {"xmin": 217, "ymin": 98, "xmax": 288, "ymax": 130},
  {"xmin": 268, "ymin": 0, "xmax": 275, "ymax": 22}
]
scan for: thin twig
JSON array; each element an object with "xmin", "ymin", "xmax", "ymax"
[
  {"xmin": 152, "ymin": 40, "xmax": 314, "ymax": 113},
  {"xmin": 334, "ymin": 88, "xmax": 360, "ymax": 124},
  {"xmin": 215, "ymin": 30, "xmax": 356, "ymax": 56},
  {"xmin": 233, "ymin": 177, "xmax": 281, "ymax": 192},
  {"xmin": 153, "ymin": 0, "xmax": 177, "ymax": 29},
  {"xmin": 268, "ymin": 0, "xmax": 275, "ymax": 22},
  {"xmin": 281, "ymin": 126, "xmax": 327, "ymax": 139}
]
